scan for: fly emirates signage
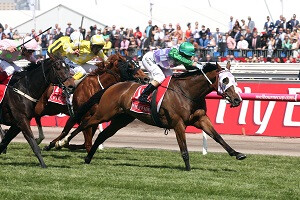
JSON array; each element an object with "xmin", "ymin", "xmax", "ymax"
[{"xmin": 186, "ymin": 82, "xmax": 300, "ymax": 137}]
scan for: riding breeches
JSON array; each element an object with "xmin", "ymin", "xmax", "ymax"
[
  {"xmin": 142, "ymin": 52, "xmax": 173, "ymax": 84},
  {"xmin": 0, "ymin": 59, "xmax": 21, "ymax": 76}
]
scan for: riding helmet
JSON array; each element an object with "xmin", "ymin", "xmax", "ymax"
[
  {"xmin": 179, "ymin": 42, "xmax": 195, "ymax": 57},
  {"xmin": 90, "ymin": 35, "xmax": 105, "ymax": 45}
]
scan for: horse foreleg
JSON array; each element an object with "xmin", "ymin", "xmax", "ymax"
[
  {"xmin": 84, "ymin": 125, "xmax": 98, "ymax": 152},
  {"xmin": 35, "ymin": 117, "xmax": 45, "ymax": 145},
  {"xmin": 44, "ymin": 116, "xmax": 76, "ymax": 151},
  {"xmin": 85, "ymin": 114, "xmax": 135, "ymax": 164},
  {"xmin": 194, "ymin": 113, "xmax": 246, "ymax": 160},
  {"xmin": 20, "ymin": 119, "xmax": 47, "ymax": 168},
  {"xmin": 174, "ymin": 121, "xmax": 190, "ymax": 171},
  {"xmin": 0, "ymin": 126, "xmax": 20, "ymax": 154}
]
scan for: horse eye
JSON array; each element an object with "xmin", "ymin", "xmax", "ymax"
[{"xmin": 222, "ymin": 77, "xmax": 229, "ymax": 84}]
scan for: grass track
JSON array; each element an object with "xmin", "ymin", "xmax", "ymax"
[{"xmin": 0, "ymin": 143, "xmax": 299, "ymax": 200}]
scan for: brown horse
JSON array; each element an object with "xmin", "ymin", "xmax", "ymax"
[
  {"xmin": 36, "ymin": 53, "xmax": 149, "ymax": 151},
  {"xmin": 58, "ymin": 62, "xmax": 246, "ymax": 171}
]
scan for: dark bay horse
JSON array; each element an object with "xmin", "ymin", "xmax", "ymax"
[
  {"xmin": 36, "ymin": 54, "xmax": 149, "ymax": 151},
  {"xmin": 0, "ymin": 57, "xmax": 74, "ymax": 168},
  {"xmin": 58, "ymin": 62, "xmax": 246, "ymax": 170}
]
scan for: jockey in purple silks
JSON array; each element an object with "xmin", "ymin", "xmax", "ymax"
[{"xmin": 139, "ymin": 42, "xmax": 203, "ymax": 103}]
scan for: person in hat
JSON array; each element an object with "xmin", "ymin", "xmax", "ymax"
[
  {"xmin": 48, "ymin": 34, "xmax": 107, "ymax": 81},
  {"xmin": 134, "ymin": 26, "xmax": 142, "ymax": 39},
  {"xmin": 0, "ymin": 36, "xmax": 39, "ymax": 82},
  {"xmin": 65, "ymin": 22, "xmax": 74, "ymax": 36},
  {"xmin": 138, "ymin": 42, "xmax": 202, "ymax": 104}
]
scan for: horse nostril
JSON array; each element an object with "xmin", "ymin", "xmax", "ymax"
[{"xmin": 234, "ymin": 98, "xmax": 241, "ymax": 105}]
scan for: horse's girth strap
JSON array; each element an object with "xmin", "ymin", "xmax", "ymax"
[{"xmin": 12, "ymin": 88, "xmax": 39, "ymax": 102}]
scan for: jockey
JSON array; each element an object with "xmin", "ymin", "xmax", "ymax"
[
  {"xmin": 0, "ymin": 36, "xmax": 39, "ymax": 82},
  {"xmin": 48, "ymin": 34, "xmax": 107, "ymax": 80},
  {"xmin": 139, "ymin": 41, "xmax": 202, "ymax": 103}
]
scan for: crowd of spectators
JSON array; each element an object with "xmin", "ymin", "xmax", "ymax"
[{"xmin": 1, "ymin": 13, "xmax": 300, "ymax": 63}]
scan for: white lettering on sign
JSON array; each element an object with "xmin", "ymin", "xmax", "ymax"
[
  {"xmin": 238, "ymin": 87, "xmax": 251, "ymax": 125},
  {"xmin": 284, "ymin": 88, "xmax": 300, "ymax": 126},
  {"xmin": 253, "ymin": 100, "xmax": 276, "ymax": 134}
]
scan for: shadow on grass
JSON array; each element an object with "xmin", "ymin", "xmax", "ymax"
[{"xmin": 112, "ymin": 162, "xmax": 238, "ymax": 172}]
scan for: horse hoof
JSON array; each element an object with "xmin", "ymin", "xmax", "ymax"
[
  {"xmin": 43, "ymin": 145, "xmax": 51, "ymax": 151},
  {"xmin": 236, "ymin": 153, "xmax": 247, "ymax": 160},
  {"xmin": 85, "ymin": 157, "xmax": 91, "ymax": 164}
]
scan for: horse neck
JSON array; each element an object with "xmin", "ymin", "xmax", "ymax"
[
  {"xmin": 179, "ymin": 71, "xmax": 217, "ymax": 101},
  {"xmin": 16, "ymin": 63, "xmax": 50, "ymax": 99}
]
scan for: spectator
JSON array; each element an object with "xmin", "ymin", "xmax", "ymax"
[
  {"xmin": 65, "ymin": 22, "xmax": 74, "ymax": 36},
  {"xmin": 185, "ymin": 22, "xmax": 192, "ymax": 42},
  {"xmin": 103, "ymin": 37, "xmax": 112, "ymax": 55},
  {"xmin": 189, "ymin": 38, "xmax": 199, "ymax": 49},
  {"xmin": 213, "ymin": 27, "xmax": 222, "ymax": 44},
  {"xmin": 275, "ymin": 15, "xmax": 283, "ymax": 33},
  {"xmin": 6, "ymin": 27, "xmax": 13, "ymax": 39},
  {"xmin": 233, "ymin": 20, "xmax": 241, "ymax": 30},
  {"xmin": 153, "ymin": 27, "xmax": 164, "ymax": 47},
  {"xmin": 264, "ymin": 16, "xmax": 274, "ymax": 35},
  {"xmin": 0, "ymin": 22, "xmax": 3, "ymax": 30},
  {"xmin": 225, "ymin": 32, "xmax": 236, "ymax": 50},
  {"xmin": 162, "ymin": 24, "xmax": 168, "ymax": 35},
  {"xmin": 285, "ymin": 55, "xmax": 296, "ymax": 63},
  {"xmin": 258, "ymin": 55, "xmax": 265, "ymax": 63},
  {"xmin": 53, "ymin": 27, "xmax": 63, "ymax": 41},
  {"xmin": 134, "ymin": 26, "xmax": 142, "ymax": 39},
  {"xmin": 140, "ymin": 33, "xmax": 150, "ymax": 55},
  {"xmin": 193, "ymin": 21, "xmax": 200, "ymax": 44},
  {"xmin": 85, "ymin": 30, "xmax": 92, "ymax": 41},
  {"xmin": 282, "ymin": 35, "xmax": 292, "ymax": 56},
  {"xmin": 145, "ymin": 20, "xmax": 152, "ymax": 37},
  {"xmin": 199, "ymin": 25, "xmax": 207, "ymax": 38},
  {"xmin": 128, "ymin": 36, "xmax": 138, "ymax": 57},
  {"xmin": 207, "ymin": 35, "xmax": 216, "ymax": 53},
  {"xmin": 267, "ymin": 34, "xmax": 276, "ymax": 57},
  {"xmin": 237, "ymin": 35, "xmax": 249, "ymax": 50},
  {"xmin": 168, "ymin": 23, "xmax": 174, "ymax": 34},
  {"xmin": 202, "ymin": 54, "xmax": 215, "ymax": 62},
  {"xmin": 290, "ymin": 14, "xmax": 299, "ymax": 28},
  {"xmin": 228, "ymin": 16, "xmax": 234, "ymax": 32},
  {"xmin": 127, "ymin": 28, "xmax": 134, "ymax": 39},
  {"xmin": 232, "ymin": 27, "xmax": 242, "ymax": 43},
  {"xmin": 249, "ymin": 31, "xmax": 261, "ymax": 49},
  {"xmin": 52, "ymin": 23, "xmax": 59, "ymax": 35},
  {"xmin": 120, "ymin": 36, "xmax": 129, "ymax": 55},
  {"xmin": 3, "ymin": 24, "xmax": 9, "ymax": 35},
  {"xmin": 199, "ymin": 34, "xmax": 208, "ymax": 49},
  {"xmin": 90, "ymin": 25, "xmax": 96, "ymax": 37},
  {"xmin": 112, "ymin": 34, "xmax": 121, "ymax": 50},
  {"xmin": 12, "ymin": 29, "xmax": 20, "ymax": 40},
  {"xmin": 79, "ymin": 27, "xmax": 86, "ymax": 40},
  {"xmin": 291, "ymin": 36, "xmax": 299, "ymax": 58},
  {"xmin": 0, "ymin": 27, "xmax": 5, "ymax": 40},
  {"xmin": 247, "ymin": 16, "xmax": 255, "ymax": 32},
  {"xmin": 279, "ymin": 17, "xmax": 288, "ymax": 30},
  {"xmin": 278, "ymin": 27, "xmax": 286, "ymax": 41},
  {"xmin": 244, "ymin": 28, "xmax": 252, "ymax": 43},
  {"xmin": 174, "ymin": 23, "xmax": 184, "ymax": 44},
  {"xmin": 260, "ymin": 34, "xmax": 268, "ymax": 50},
  {"xmin": 240, "ymin": 19, "xmax": 247, "ymax": 35},
  {"xmin": 229, "ymin": 54, "xmax": 237, "ymax": 63}
]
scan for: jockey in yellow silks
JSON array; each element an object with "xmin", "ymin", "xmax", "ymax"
[{"xmin": 48, "ymin": 34, "xmax": 107, "ymax": 80}]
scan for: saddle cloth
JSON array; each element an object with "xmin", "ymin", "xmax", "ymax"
[
  {"xmin": 48, "ymin": 86, "xmax": 67, "ymax": 105},
  {"xmin": 130, "ymin": 76, "xmax": 172, "ymax": 114},
  {"xmin": 0, "ymin": 76, "xmax": 12, "ymax": 104}
]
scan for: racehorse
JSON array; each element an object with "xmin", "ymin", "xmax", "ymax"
[
  {"xmin": 36, "ymin": 53, "xmax": 149, "ymax": 152},
  {"xmin": 58, "ymin": 62, "xmax": 246, "ymax": 171},
  {"xmin": 0, "ymin": 57, "xmax": 74, "ymax": 168}
]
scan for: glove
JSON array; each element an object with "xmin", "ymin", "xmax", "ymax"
[{"xmin": 196, "ymin": 63, "xmax": 203, "ymax": 70}]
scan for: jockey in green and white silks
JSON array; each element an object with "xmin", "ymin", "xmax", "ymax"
[
  {"xmin": 0, "ymin": 36, "xmax": 39, "ymax": 82},
  {"xmin": 139, "ymin": 42, "xmax": 202, "ymax": 103}
]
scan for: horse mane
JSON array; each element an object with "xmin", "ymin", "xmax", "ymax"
[
  {"xmin": 174, "ymin": 62, "xmax": 220, "ymax": 78},
  {"xmin": 22, "ymin": 58, "xmax": 50, "ymax": 71},
  {"xmin": 89, "ymin": 54, "xmax": 123, "ymax": 76}
]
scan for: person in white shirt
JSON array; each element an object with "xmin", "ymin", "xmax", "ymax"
[{"xmin": 237, "ymin": 36, "xmax": 249, "ymax": 50}]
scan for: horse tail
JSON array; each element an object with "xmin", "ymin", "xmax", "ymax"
[{"xmin": 72, "ymin": 87, "xmax": 109, "ymax": 123}]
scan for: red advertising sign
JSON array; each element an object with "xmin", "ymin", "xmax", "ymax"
[{"xmin": 186, "ymin": 82, "xmax": 300, "ymax": 137}]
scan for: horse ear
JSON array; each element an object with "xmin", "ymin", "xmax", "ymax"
[{"xmin": 226, "ymin": 61, "xmax": 231, "ymax": 70}]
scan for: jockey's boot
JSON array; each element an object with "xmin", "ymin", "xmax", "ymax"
[
  {"xmin": 0, "ymin": 71, "xmax": 8, "ymax": 83},
  {"xmin": 73, "ymin": 72, "xmax": 87, "ymax": 87},
  {"xmin": 138, "ymin": 83, "xmax": 156, "ymax": 104}
]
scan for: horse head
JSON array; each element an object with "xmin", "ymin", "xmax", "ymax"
[
  {"xmin": 47, "ymin": 54, "xmax": 75, "ymax": 93},
  {"xmin": 215, "ymin": 62, "xmax": 241, "ymax": 107},
  {"xmin": 108, "ymin": 53, "xmax": 149, "ymax": 83}
]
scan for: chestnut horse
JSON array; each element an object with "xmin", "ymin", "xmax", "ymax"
[
  {"xmin": 0, "ymin": 57, "xmax": 74, "ymax": 168},
  {"xmin": 58, "ymin": 62, "xmax": 246, "ymax": 171},
  {"xmin": 36, "ymin": 53, "xmax": 149, "ymax": 151}
]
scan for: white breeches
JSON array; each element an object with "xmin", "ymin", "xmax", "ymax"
[
  {"xmin": 142, "ymin": 51, "xmax": 173, "ymax": 84},
  {"xmin": 0, "ymin": 59, "xmax": 21, "ymax": 76},
  {"xmin": 64, "ymin": 58, "xmax": 98, "ymax": 75}
]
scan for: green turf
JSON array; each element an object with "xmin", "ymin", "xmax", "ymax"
[{"xmin": 0, "ymin": 143, "xmax": 299, "ymax": 200}]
